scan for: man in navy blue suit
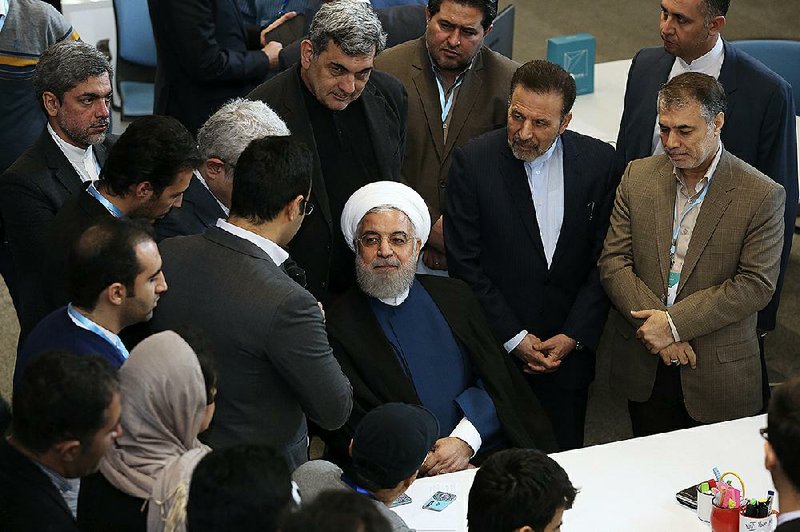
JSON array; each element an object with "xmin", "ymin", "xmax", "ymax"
[
  {"xmin": 615, "ymin": 0, "xmax": 798, "ymax": 396},
  {"xmin": 445, "ymin": 60, "xmax": 617, "ymax": 450}
]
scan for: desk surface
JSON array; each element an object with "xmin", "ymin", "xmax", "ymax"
[{"xmin": 396, "ymin": 415, "xmax": 776, "ymax": 531}]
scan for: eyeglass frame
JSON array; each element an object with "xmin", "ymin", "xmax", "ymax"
[
  {"xmin": 355, "ymin": 231, "xmax": 417, "ymax": 250},
  {"xmin": 299, "ymin": 196, "xmax": 314, "ymax": 216},
  {"xmin": 759, "ymin": 427, "xmax": 768, "ymax": 441}
]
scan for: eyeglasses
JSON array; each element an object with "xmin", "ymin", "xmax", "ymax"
[
  {"xmin": 300, "ymin": 196, "xmax": 314, "ymax": 216},
  {"xmin": 759, "ymin": 427, "xmax": 768, "ymax": 441},
  {"xmin": 357, "ymin": 232, "xmax": 413, "ymax": 249}
]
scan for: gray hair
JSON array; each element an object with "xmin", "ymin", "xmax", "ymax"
[
  {"xmin": 308, "ymin": 0, "xmax": 387, "ymax": 57},
  {"xmin": 33, "ymin": 41, "xmax": 112, "ymax": 108},
  {"xmin": 657, "ymin": 72, "xmax": 726, "ymax": 126},
  {"xmin": 197, "ymin": 99, "xmax": 290, "ymax": 169}
]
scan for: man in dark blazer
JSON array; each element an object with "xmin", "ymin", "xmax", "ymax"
[
  {"xmin": 374, "ymin": 0, "xmax": 517, "ymax": 271},
  {"xmin": 147, "ymin": 0, "xmax": 294, "ymax": 134},
  {"xmin": 155, "ymin": 98, "xmax": 290, "ymax": 241},
  {"xmin": 0, "ymin": 40, "xmax": 114, "ymax": 339},
  {"xmin": 445, "ymin": 61, "xmax": 616, "ymax": 450},
  {"xmin": 765, "ymin": 377, "xmax": 800, "ymax": 531},
  {"xmin": 42, "ymin": 116, "xmax": 198, "ymax": 329},
  {"xmin": 249, "ymin": 0, "xmax": 407, "ymax": 303},
  {"xmin": 151, "ymin": 137, "xmax": 353, "ymax": 470},
  {"xmin": 614, "ymin": 0, "xmax": 798, "ymax": 388},
  {"xmin": 0, "ymin": 351, "xmax": 122, "ymax": 532}
]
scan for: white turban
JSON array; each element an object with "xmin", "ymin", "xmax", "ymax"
[{"xmin": 340, "ymin": 181, "xmax": 432, "ymax": 252}]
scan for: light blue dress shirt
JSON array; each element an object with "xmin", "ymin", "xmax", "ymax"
[{"xmin": 0, "ymin": 0, "xmax": 9, "ymax": 32}]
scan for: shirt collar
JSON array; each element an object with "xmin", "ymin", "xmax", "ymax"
[
  {"xmin": 428, "ymin": 51, "xmax": 476, "ymax": 89},
  {"xmin": 524, "ymin": 135, "xmax": 562, "ymax": 173},
  {"xmin": 67, "ymin": 304, "xmax": 128, "ymax": 359},
  {"xmin": 672, "ymin": 144, "xmax": 723, "ymax": 192},
  {"xmin": 34, "ymin": 461, "xmax": 80, "ymax": 499},
  {"xmin": 676, "ymin": 36, "xmax": 724, "ymax": 72},
  {"xmin": 778, "ymin": 510, "xmax": 800, "ymax": 525},
  {"xmin": 376, "ymin": 285, "xmax": 411, "ymax": 307},
  {"xmin": 0, "ymin": 0, "xmax": 9, "ymax": 18},
  {"xmin": 194, "ymin": 170, "xmax": 230, "ymax": 216},
  {"xmin": 216, "ymin": 219, "xmax": 288, "ymax": 266},
  {"xmin": 47, "ymin": 123, "xmax": 97, "ymax": 182}
]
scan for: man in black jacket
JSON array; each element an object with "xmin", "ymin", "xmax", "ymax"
[
  {"xmin": 249, "ymin": 0, "xmax": 407, "ymax": 303},
  {"xmin": 0, "ymin": 351, "xmax": 121, "ymax": 531}
]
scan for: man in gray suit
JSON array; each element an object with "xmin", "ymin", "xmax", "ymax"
[
  {"xmin": 374, "ymin": 0, "xmax": 517, "ymax": 271},
  {"xmin": 151, "ymin": 136, "xmax": 353, "ymax": 470}
]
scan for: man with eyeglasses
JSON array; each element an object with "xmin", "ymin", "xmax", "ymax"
[
  {"xmin": 154, "ymin": 98, "xmax": 291, "ymax": 241},
  {"xmin": 763, "ymin": 377, "xmax": 800, "ymax": 531},
  {"xmin": 321, "ymin": 181, "xmax": 557, "ymax": 475},
  {"xmin": 151, "ymin": 136, "xmax": 353, "ymax": 471}
]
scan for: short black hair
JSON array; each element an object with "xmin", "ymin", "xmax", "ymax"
[
  {"xmin": 187, "ymin": 445, "xmax": 294, "ymax": 532},
  {"xmin": 280, "ymin": 490, "xmax": 392, "ymax": 532},
  {"xmin": 68, "ymin": 217, "xmax": 155, "ymax": 311},
  {"xmin": 171, "ymin": 326, "xmax": 218, "ymax": 405},
  {"xmin": 427, "ymin": 0, "xmax": 496, "ymax": 30},
  {"xmin": 468, "ymin": 449, "xmax": 577, "ymax": 532},
  {"xmin": 702, "ymin": 0, "xmax": 730, "ymax": 19},
  {"xmin": 99, "ymin": 115, "xmax": 201, "ymax": 197},
  {"xmin": 768, "ymin": 377, "xmax": 800, "ymax": 492},
  {"xmin": 510, "ymin": 60, "xmax": 576, "ymax": 118},
  {"xmin": 658, "ymin": 72, "xmax": 727, "ymax": 126},
  {"xmin": 12, "ymin": 351, "xmax": 119, "ymax": 453},
  {"xmin": 229, "ymin": 136, "xmax": 313, "ymax": 223},
  {"xmin": 33, "ymin": 40, "xmax": 112, "ymax": 110}
]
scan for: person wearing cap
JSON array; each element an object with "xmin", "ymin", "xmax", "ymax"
[
  {"xmin": 322, "ymin": 181, "xmax": 557, "ymax": 476},
  {"xmin": 293, "ymin": 403, "xmax": 438, "ymax": 532}
]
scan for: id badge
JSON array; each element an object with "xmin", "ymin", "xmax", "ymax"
[
  {"xmin": 666, "ymin": 270, "xmax": 680, "ymax": 307},
  {"xmin": 422, "ymin": 491, "xmax": 457, "ymax": 512},
  {"xmin": 389, "ymin": 493, "xmax": 412, "ymax": 508}
]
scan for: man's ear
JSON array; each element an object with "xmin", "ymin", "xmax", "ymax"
[
  {"xmin": 300, "ymin": 40, "xmax": 314, "ymax": 70},
  {"xmin": 764, "ymin": 440, "xmax": 778, "ymax": 472},
  {"xmin": 713, "ymin": 112, "xmax": 724, "ymax": 135},
  {"xmin": 559, "ymin": 111, "xmax": 573, "ymax": 134},
  {"xmin": 286, "ymin": 195, "xmax": 304, "ymax": 221},
  {"xmin": 42, "ymin": 91, "xmax": 61, "ymax": 118},
  {"xmin": 54, "ymin": 439, "xmax": 83, "ymax": 464},
  {"xmin": 105, "ymin": 282, "xmax": 127, "ymax": 306},
  {"xmin": 708, "ymin": 15, "xmax": 725, "ymax": 36},
  {"xmin": 133, "ymin": 181, "xmax": 154, "ymax": 200},
  {"xmin": 204, "ymin": 158, "xmax": 226, "ymax": 181}
]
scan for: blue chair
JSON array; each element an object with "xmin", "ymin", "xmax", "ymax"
[
  {"xmin": 731, "ymin": 40, "xmax": 800, "ymax": 112},
  {"xmin": 112, "ymin": 0, "xmax": 157, "ymax": 120}
]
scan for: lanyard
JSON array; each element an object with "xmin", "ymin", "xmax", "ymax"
[
  {"xmin": 277, "ymin": 0, "xmax": 290, "ymax": 17},
  {"xmin": 67, "ymin": 304, "xmax": 129, "ymax": 363},
  {"xmin": 340, "ymin": 474, "xmax": 379, "ymax": 501},
  {"xmin": 87, "ymin": 183, "xmax": 125, "ymax": 218},
  {"xmin": 434, "ymin": 74, "xmax": 464, "ymax": 124},
  {"xmin": 669, "ymin": 178, "xmax": 711, "ymax": 265}
]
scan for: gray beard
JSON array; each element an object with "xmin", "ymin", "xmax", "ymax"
[{"xmin": 355, "ymin": 252, "xmax": 417, "ymax": 300}]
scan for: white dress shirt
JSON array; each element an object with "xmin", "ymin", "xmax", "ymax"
[
  {"xmin": 504, "ymin": 136, "xmax": 565, "ymax": 353},
  {"xmin": 47, "ymin": 123, "xmax": 101, "ymax": 183},
  {"xmin": 216, "ymin": 219, "xmax": 288, "ymax": 266},
  {"xmin": 0, "ymin": 0, "xmax": 8, "ymax": 32},
  {"xmin": 652, "ymin": 37, "xmax": 725, "ymax": 154},
  {"xmin": 194, "ymin": 169, "xmax": 230, "ymax": 216}
]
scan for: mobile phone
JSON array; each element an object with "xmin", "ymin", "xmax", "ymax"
[{"xmin": 676, "ymin": 484, "xmax": 698, "ymax": 509}]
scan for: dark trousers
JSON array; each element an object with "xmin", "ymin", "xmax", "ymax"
[
  {"xmin": 628, "ymin": 362, "xmax": 701, "ymax": 437},
  {"xmin": 526, "ymin": 373, "xmax": 588, "ymax": 451}
]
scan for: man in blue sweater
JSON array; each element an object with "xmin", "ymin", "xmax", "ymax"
[{"xmin": 14, "ymin": 217, "xmax": 167, "ymax": 388}]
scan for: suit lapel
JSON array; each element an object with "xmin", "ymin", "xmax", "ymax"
[
  {"xmin": 500, "ymin": 145, "xmax": 547, "ymax": 262},
  {"xmin": 41, "ymin": 133, "xmax": 83, "ymax": 195},
  {"xmin": 718, "ymin": 40, "xmax": 739, "ymax": 122},
  {"xmin": 677, "ymin": 152, "xmax": 734, "ymax": 295},
  {"xmin": 633, "ymin": 50, "xmax": 674, "ymax": 158},
  {"xmin": 281, "ymin": 69, "xmax": 333, "ymax": 229},
  {"xmin": 655, "ymin": 159, "xmax": 677, "ymax": 293},
  {"xmin": 362, "ymin": 83, "xmax": 395, "ymax": 182},
  {"xmin": 442, "ymin": 49, "xmax": 484, "ymax": 159},
  {"xmin": 549, "ymin": 134, "xmax": 579, "ymax": 271},
  {"xmin": 411, "ymin": 39, "xmax": 446, "ymax": 162}
]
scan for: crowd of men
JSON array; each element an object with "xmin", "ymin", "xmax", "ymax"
[{"xmin": 0, "ymin": 0, "xmax": 798, "ymax": 529}]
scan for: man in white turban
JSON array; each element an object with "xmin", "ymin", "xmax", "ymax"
[{"xmin": 322, "ymin": 182, "xmax": 558, "ymax": 476}]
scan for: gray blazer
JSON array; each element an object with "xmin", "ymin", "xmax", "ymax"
[{"xmin": 151, "ymin": 226, "xmax": 353, "ymax": 470}]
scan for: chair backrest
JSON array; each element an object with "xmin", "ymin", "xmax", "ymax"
[
  {"xmin": 113, "ymin": 0, "xmax": 157, "ymax": 68},
  {"xmin": 485, "ymin": 4, "xmax": 514, "ymax": 60},
  {"xmin": 731, "ymin": 39, "xmax": 800, "ymax": 112}
]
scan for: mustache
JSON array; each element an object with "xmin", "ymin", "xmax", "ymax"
[
  {"xmin": 91, "ymin": 119, "xmax": 110, "ymax": 129},
  {"xmin": 370, "ymin": 257, "xmax": 401, "ymax": 268}
]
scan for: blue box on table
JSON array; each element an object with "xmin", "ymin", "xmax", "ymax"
[{"xmin": 546, "ymin": 33, "xmax": 596, "ymax": 95}]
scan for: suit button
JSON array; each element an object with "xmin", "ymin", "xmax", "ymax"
[
  {"xmin": 321, "ymin": 281, "xmax": 327, "ymax": 288},
  {"xmin": 543, "ymin": 278, "xmax": 550, "ymax": 286},
  {"xmin": 439, "ymin": 180, "xmax": 446, "ymax": 189}
]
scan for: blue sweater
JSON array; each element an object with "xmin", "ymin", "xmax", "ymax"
[{"xmin": 15, "ymin": 306, "xmax": 125, "ymax": 389}]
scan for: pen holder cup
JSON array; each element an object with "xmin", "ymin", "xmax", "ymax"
[
  {"xmin": 738, "ymin": 512, "xmax": 776, "ymax": 532},
  {"xmin": 710, "ymin": 504, "xmax": 740, "ymax": 532},
  {"xmin": 697, "ymin": 485, "xmax": 714, "ymax": 522}
]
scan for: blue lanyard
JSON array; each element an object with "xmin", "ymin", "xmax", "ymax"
[
  {"xmin": 277, "ymin": 0, "xmax": 290, "ymax": 17},
  {"xmin": 340, "ymin": 474, "xmax": 379, "ymax": 501},
  {"xmin": 87, "ymin": 183, "xmax": 125, "ymax": 218},
  {"xmin": 67, "ymin": 304, "xmax": 129, "ymax": 362},
  {"xmin": 669, "ymin": 177, "xmax": 712, "ymax": 264},
  {"xmin": 434, "ymin": 74, "xmax": 465, "ymax": 124}
]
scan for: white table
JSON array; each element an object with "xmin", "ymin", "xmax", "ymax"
[
  {"xmin": 568, "ymin": 60, "xmax": 800, "ymax": 198},
  {"xmin": 395, "ymin": 415, "xmax": 777, "ymax": 531}
]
